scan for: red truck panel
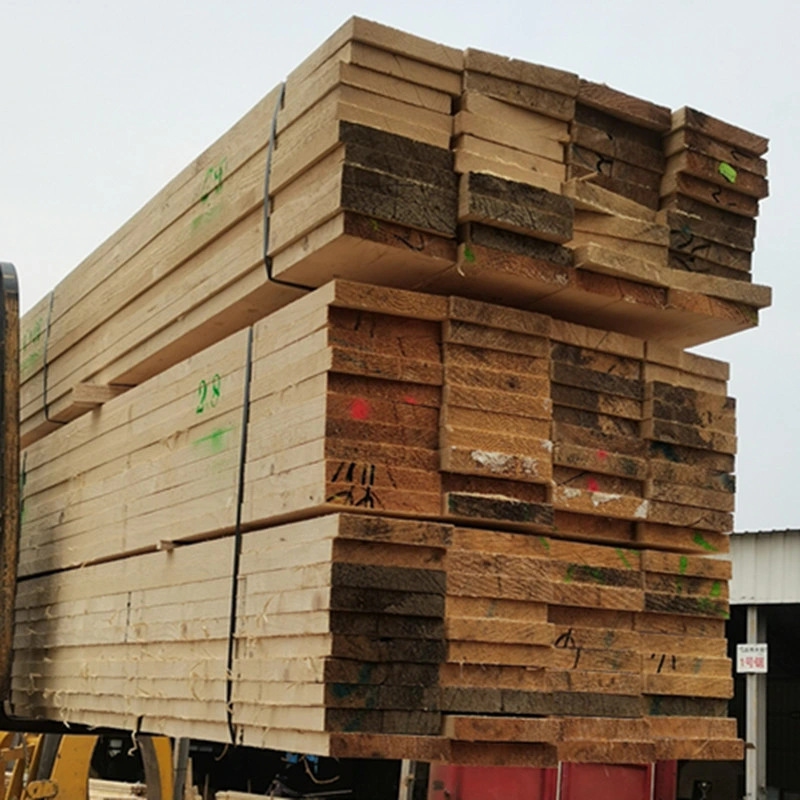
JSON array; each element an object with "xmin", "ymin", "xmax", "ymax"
[
  {"xmin": 560, "ymin": 763, "xmax": 652, "ymax": 800},
  {"xmin": 428, "ymin": 761, "xmax": 677, "ymax": 800},
  {"xmin": 429, "ymin": 764, "xmax": 558, "ymax": 800}
]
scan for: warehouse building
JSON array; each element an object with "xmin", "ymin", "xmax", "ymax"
[{"xmin": 679, "ymin": 530, "xmax": 800, "ymax": 800}]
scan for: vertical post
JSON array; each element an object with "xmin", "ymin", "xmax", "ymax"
[
  {"xmin": 757, "ymin": 611, "xmax": 767, "ymax": 799},
  {"xmin": 398, "ymin": 760, "xmax": 415, "ymax": 800},
  {"xmin": 745, "ymin": 605, "xmax": 766, "ymax": 800},
  {"xmin": 173, "ymin": 738, "xmax": 190, "ymax": 800}
]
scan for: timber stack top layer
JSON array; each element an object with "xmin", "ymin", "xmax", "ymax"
[
  {"xmin": 18, "ymin": 16, "xmax": 769, "ymax": 450},
  {"xmin": 11, "ymin": 16, "xmax": 767, "ymax": 766}
]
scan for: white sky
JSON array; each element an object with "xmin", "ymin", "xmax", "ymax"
[{"xmin": 2, "ymin": 0, "xmax": 797, "ymax": 532}]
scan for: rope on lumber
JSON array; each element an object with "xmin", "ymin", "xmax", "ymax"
[
  {"xmin": 42, "ymin": 291, "xmax": 66, "ymax": 425},
  {"xmin": 262, "ymin": 81, "xmax": 314, "ymax": 292},
  {"xmin": 224, "ymin": 325, "xmax": 255, "ymax": 744}
]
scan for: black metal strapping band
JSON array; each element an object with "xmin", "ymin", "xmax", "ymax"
[
  {"xmin": 42, "ymin": 291, "xmax": 66, "ymax": 425},
  {"xmin": 263, "ymin": 81, "xmax": 314, "ymax": 292},
  {"xmin": 224, "ymin": 325, "xmax": 255, "ymax": 744}
]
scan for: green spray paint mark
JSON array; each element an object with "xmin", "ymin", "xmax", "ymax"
[
  {"xmin": 710, "ymin": 581, "xmax": 722, "ymax": 598},
  {"xmin": 693, "ymin": 532, "xmax": 718, "ymax": 552},
  {"xmin": 564, "ymin": 564, "xmax": 576, "ymax": 583},
  {"xmin": 20, "ymin": 350, "xmax": 42, "ymax": 375},
  {"xmin": 191, "ymin": 205, "xmax": 221, "ymax": 229},
  {"xmin": 486, "ymin": 600, "xmax": 498, "ymax": 618},
  {"xmin": 539, "ymin": 536, "xmax": 551, "ymax": 552},
  {"xmin": 679, "ymin": 556, "xmax": 689, "ymax": 575},
  {"xmin": 192, "ymin": 158, "xmax": 227, "ymax": 228},
  {"xmin": 196, "ymin": 374, "xmax": 222, "ymax": 414},
  {"xmin": 693, "ymin": 658, "xmax": 703, "ymax": 674},
  {"xmin": 603, "ymin": 630, "xmax": 615, "ymax": 648},
  {"xmin": 588, "ymin": 566, "xmax": 606, "ymax": 584},
  {"xmin": 200, "ymin": 159, "xmax": 226, "ymax": 203},
  {"xmin": 675, "ymin": 578, "xmax": 683, "ymax": 595},
  {"xmin": 22, "ymin": 317, "xmax": 44, "ymax": 351},
  {"xmin": 463, "ymin": 245, "xmax": 476, "ymax": 263},
  {"xmin": 718, "ymin": 162, "xmax": 738, "ymax": 183},
  {"xmin": 616, "ymin": 548, "xmax": 633, "ymax": 570},
  {"xmin": 331, "ymin": 683, "xmax": 355, "ymax": 699},
  {"xmin": 192, "ymin": 426, "xmax": 234, "ymax": 454},
  {"xmin": 369, "ymin": 218, "xmax": 381, "ymax": 232}
]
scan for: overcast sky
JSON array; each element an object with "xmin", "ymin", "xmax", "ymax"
[{"xmin": 2, "ymin": 0, "xmax": 797, "ymax": 532}]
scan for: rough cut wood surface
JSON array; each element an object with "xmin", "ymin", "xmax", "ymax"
[
  {"xmin": 10, "ymin": 16, "xmax": 764, "ymax": 768},
  {"xmin": 17, "ymin": 17, "xmax": 770, "ymax": 452},
  {"xmin": 12, "ymin": 512, "xmax": 738, "ymax": 762}
]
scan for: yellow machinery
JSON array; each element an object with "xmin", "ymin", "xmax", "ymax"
[{"xmin": 0, "ymin": 732, "xmax": 173, "ymax": 800}]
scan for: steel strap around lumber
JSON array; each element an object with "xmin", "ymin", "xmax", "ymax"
[
  {"xmin": 224, "ymin": 325, "xmax": 255, "ymax": 744},
  {"xmin": 0, "ymin": 263, "xmax": 19, "ymax": 703},
  {"xmin": 262, "ymin": 81, "xmax": 313, "ymax": 292}
]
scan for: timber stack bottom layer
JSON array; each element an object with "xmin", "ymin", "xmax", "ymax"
[{"xmin": 13, "ymin": 16, "xmax": 770, "ymax": 767}]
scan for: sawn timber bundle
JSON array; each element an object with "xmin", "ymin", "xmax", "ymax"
[
  {"xmin": 18, "ymin": 281, "xmax": 734, "ymax": 578},
  {"xmin": 13, "ymin": 281, "xmax": 740, "ymax": 762},
  {"xmin": 11, "ymin": 15, "xmax": 765, "ymax": 768},
  {"xmin": 18, "ymin": 17, "xmax": 770, "ymax": 451},
  {"xmin": 12, "ymin": 513, "xmax": 739, "ymax": 764}
]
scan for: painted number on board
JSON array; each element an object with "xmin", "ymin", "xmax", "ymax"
[{"xmin": 196, "ymin": 374, "xmax": 222, "ymax": 414}]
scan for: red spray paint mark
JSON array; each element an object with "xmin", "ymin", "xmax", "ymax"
[
  {"xmin": 587, "ymin": 478, "xmax": 600, "ymax": 492},
  {"xmin": 403, "ymin": 396, "xmax": 419, "ymax": 405},
  {"xmin": 596, "ymin": 450, "xmax": 608, "ymax": 460},
  {"xmin": 350, "ymin": 398, "xmax": 370, "ymax": 420}
]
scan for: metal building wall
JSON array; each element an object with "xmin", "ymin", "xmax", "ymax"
[{"xmin": 730, "ymin": 531, "xmax": 800, "ymax": 605}]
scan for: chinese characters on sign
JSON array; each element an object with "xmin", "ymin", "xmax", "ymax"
[{"xmin": 736, "ymin": 643, "xmax": 768, "ymax": 674}]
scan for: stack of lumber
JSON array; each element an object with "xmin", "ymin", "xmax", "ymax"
[
  {"xmin": 12, "ymin": 281, "xmax": 743, "ymax": 764},
  {"xmin": 11, "ymin": 13, "xmax": 772, "ymax": 770},
  {"xmin": 17, "ymin": 17, "xmax": 770, "ymax": 453},
  {"xmin": 17, "ymin": 281, "xmax": 740, "ymax": 577},
  {"xmin": 10, "ymin": 509, "xmax": 739, "ymax": 764}
]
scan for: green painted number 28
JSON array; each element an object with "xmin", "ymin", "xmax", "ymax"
[{"xmin": 196, "ymin": 374, "xmax": 222, "ymax": 414}]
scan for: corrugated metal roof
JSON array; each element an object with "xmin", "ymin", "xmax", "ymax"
[{"xmin": 730, "ymin": 530, "xmax": 800, "ymax": 604}]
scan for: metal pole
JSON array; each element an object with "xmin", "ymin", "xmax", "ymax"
[
  {"xmin": 757, "ymin": 611, "xmax": 767, "ymax": 800},
  {"xmin": 173, "ymin": 738, "xmax": 190, "ymax": 800},
  {"xmin": 745, "ymin": 605, "xmax": 762, "ymax": 800}
]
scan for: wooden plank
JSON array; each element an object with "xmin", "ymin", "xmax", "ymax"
[
  {"xmin": 338, "ymin": 41, "xmax": 462, "ymax": 95},
  {"xmin": 574, "ymin": 243, "xmax": 771, "ymax": 308},
  {"xmin": 577, "ymin": 81, "xmax": 670, "ymax": 132},
  {"xmin": 462, "ymin": 71, "xmax": 575, "ymax": 121},
  {"xmin": 671, "ymin": 107, "xmax": 768, "ymax": 156},
  {"xmin": 280, "ymin": 60, "xmax": 452, "ymax": 127},
  {"xmin": 458, "ymin": 172, "xmax": 573, "ymax": 242},
  {"xmin": 660, "ymin": 173, "xmax": 759, "ymax": 218},
  {"xmin": 453, "ymin": 150, "xmax": 564, "ymax": 195},
  {"xmin": 663, "ymin": 127, "xmax": 767, "ymax": 176},
  {"xmin": 658, "ymin": 207, "xmax": 755, "ymax": 253},
  {"xmin": 562, "ymin": 179, "xmax": 657, "ymax": 221},
  {"xmin": 571, "ymin": 123, "xmax": 664, "ymax": 172},
  {"xmin": 664, "ymin": 150, "xmax": 768, "ymax": 199},
  {"xmin": 574, "ymin": 211, "xmax": 669, "ymax": 246},
  {"xmin": 461, "ymin": 92, "xmax": 571, "ymax": 141},
  {"xmin": 329, "ymin": 733, "xmax": 451, "ymax": 761},
  {"xmin": 448, "ymin": 741, "xmax": 558, "ymax": 768},
  {"xmin": 454, "ymin": 111, "xmax": 565, "ymax": 162},
  {"xmin": 285, "ymin": 16, "xmax": 463, "ymax": 90},
  {"xmin": 455, "ymin": 136, "xmax": 566, "ymax": 183},
  {"xmin": 444, "ymin": 715, "xmax": 562, "ymax": 742},
  {"xmin": 464, "ymin": 49, "xmax": 578, "ymax": 95}
]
